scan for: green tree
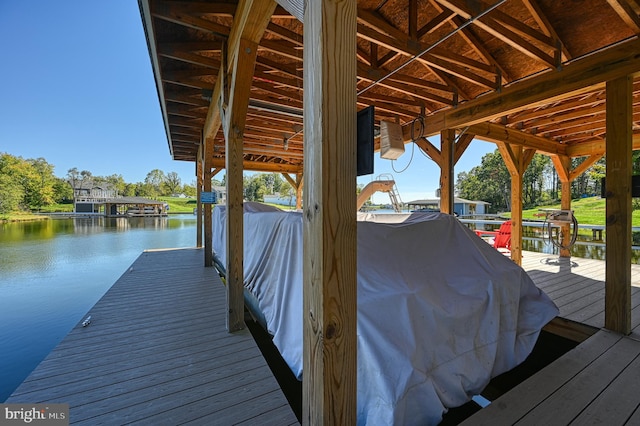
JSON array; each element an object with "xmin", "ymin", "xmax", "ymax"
[
  {"xmin": 144, "ymin": 169, "xmax": 166, "ymax": 197},
  {"xmin": 163, "ymin": 171, "xmax": 182, "ymax": 195},
  {"xmin": 0, "ymin": 153, "xmax": 57, "ymax": 211},
  {"xmin": 27, "ymin": 158, "xmax": 56, "ymax": 210},
  {"xmin": 52, "ymin": 177, "xmax": 73, "ymax": 203},
  {"xmin": 104, "ymin": 174, "xmax": 126, "ymax": 196},
  {"xmin": 456, "ymin": 150, "xmax": 511, "ymax": 213},
  {"xmin": 522, "ymin": 154, "xmax": 550, "ymax": 208},
  {"xmin": 182, "ymin": 181, "xmax": 196, "ymax": 197},
  {"xmin": 0, "ymin": 173, "xmax": 23, "ymax": 213}
]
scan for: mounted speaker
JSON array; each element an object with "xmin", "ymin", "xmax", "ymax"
[
  {"xmin": 357, "ymin": 106, "xmax": 375, "ymax": 176},
  {"xmin": 380, "ymin": 120, "xmax": 405, "ymax": 160},
  {"xmin": 601, "ymin": 176, "xmax": 640, "ymax": 198}
]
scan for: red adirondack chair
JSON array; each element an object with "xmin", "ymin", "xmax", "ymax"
[{"xmin": 474, "ymin": 220, "xmax": 511, "ymax": 255}]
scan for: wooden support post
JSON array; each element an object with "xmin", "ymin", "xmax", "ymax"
[
  {"xmin": 605, "ymin": 75, "xmax": 632, "ymax": 335},
  {"xmin": 559, "ymin": 181, "xmax": 572, "ymax": 257},
  {"xmin": 204, "ymin": 154, "xmax": 213, "ymax": 268},
  {"xmin": 202, "ymin": 130, "xmax": 214, "ymax": 267},
  {"xmin": 551, "ymin": 154, "xmax": 572, "ymax": 258},
  {"xmin": 296, "ymin": 173, "xmax": 303, "ymax": 210},
  {"xmin": 196, "ymin": 155, "xmax": 203, "ymax": 248},
  {"xmin": 222, "ymin": 0, "xmax": 276, "ymax": 333},
  {"xmin": 440, "ymin": 129, "xmax": 455, "ymax": 215},
  {"xmin": 224, "ymin": 40, "xmax": 257, "ymax": 333},
  {"xmin": 303, "ymin": 0, "xmax": 357, "ymax": 423},
  {"xmin": 497, "ymin": 142, "xmax": 535, "ymax": 265}
]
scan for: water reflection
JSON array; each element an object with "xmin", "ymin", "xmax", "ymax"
[
  {"xmin": 0, "ymin": 215, "xmax": 197, "ymax": 401},
  {"xmin": 470, "ymin": 222, "xmax": 640, "ymax": 264}
]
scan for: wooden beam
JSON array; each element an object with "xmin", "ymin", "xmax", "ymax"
[
  {"xmin": 303, "ymin": 0, "xmax": 357, "ymax": 423},
  {"xmin": 210, "ymin": 157, "xmax": 302, "ymax": 173},
  {"xmin": 605, "ymin": 75, "xmax": 633, "ymax": 335},
  {"xmin": 414, "ymin": 137, "xmax": 442, "ymax": 164},
  {"xmin": 467, "ymin": 122, "xmax": 565, "ymax": 155},
  {"xmin": 281, "ymin": 172, "xmax": 297, "ymax": 188},
  {"xmin": 440, "ymin": 129, "xmax": 455, "ymax": 214},
  {"xmin": 419, "ymin": 37, "xmax": 640, "ymax": 136},
  {"xmin": 606, "ymin": 0, "xmax": 640, "ymax": 34},
  {"xmin": 569, "ymin": 153, "xmax": 604, "ymax": 181},
  {"xmin": 454, "ymin": 132, "xmax": 475, "ymax": 164}
]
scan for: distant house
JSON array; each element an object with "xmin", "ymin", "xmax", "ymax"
[
  {"xmin": 71, "ymin": 182, "xmax": 166, "ymax": 216},
  {"xmin": 406, "ymin": 197, "xmax": 489, "ymax": 217},
  {"xmin": 74, "ymin": 184, "xmax": 116, "ymax": 201},
  {"xmin": 213, "ymin": 186, "xmax": 227, "ymax": 204}
]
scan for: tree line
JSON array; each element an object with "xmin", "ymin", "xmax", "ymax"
[
  {"xmin": 456, "ymin": 149, "xmax": 640, "ymax": 214},
  {"xmin": 0, "ymin": 152, "xmax": 196, "ymax": 214},
  {"xmin": 0, "ymin": 152, "xmax": 296, "ymax": 214},
  {"xmin": 4, "ymin": 148, "xmax": 630, "ymax": 215}
]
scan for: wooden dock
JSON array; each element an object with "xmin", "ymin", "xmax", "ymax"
[
  {"xmin": 461, "ymin": 251, "xmax": 640, "ymax": 424},
  {"xmin": 9, "ymin": 246, "xmax": 640, "ymax": 424},
  {"xmin": 6, "ymin": 248, "xmax": 298, "ymax": 425},
  {"xmin": 520, "ymin": 251, "xmax": 640, "ymax": 333}
]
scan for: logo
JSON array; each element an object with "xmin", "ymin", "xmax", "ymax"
[{"xmin": 1, "ymin": 404, "xmax": 68, "ymax": 425}]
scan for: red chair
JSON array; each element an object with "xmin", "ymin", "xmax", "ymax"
[{"xmin": 475, "ymin": 220, "xmax": 511, "ymax": 255}]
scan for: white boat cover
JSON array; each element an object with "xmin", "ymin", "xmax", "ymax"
[{"xmin": 213, "ymin": 203, "xmax": 558, "ymax": 425}]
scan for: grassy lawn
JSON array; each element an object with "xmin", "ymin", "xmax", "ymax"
[
  {"xmin": 519, "ymin": 196, "xmax": 640, "ymax": 227},
  {"xmin": 157, "ymin": 196, "xmax": 198, "ymax": 213},
  {"xmin": 1, "ymin": 212, "xmax": 51, "ymax": 222}
]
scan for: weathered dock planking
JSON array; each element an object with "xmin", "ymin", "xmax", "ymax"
[
  {"xmin": 462, "ymin": 251, "xmax": 640, "ymax": 424},
  {"xmin": 520, "ymin": 251, "xmax": 640, "ymax": 333},
  {"xmin": 6, "ymin": 248, "xmax": 298, "ymax": 425}
]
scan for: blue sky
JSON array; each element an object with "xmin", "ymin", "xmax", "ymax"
[{"xmin": 0, "ymin": 2, "xmax": 497, "ymax": 201}]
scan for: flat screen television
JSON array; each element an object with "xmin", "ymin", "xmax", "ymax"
[{"xmin": 357, "ymin": 106, "xmax": 375, "ymax": 176}]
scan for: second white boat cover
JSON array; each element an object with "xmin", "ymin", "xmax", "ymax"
[{"xmin": 213, "ymin": 204, "xmax": 558, "ymax": 425}]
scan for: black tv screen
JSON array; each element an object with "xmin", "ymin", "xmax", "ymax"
[{"xmin": 357, "ymin": 106, "xmax": 374, "ymax": 176}]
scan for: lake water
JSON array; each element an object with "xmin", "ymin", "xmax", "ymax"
[{"xmin": 0, "ymin": 215, "xmax": 197, "ymax": 401}]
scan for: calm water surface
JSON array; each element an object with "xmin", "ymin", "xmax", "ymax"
[{"xmin": 0, "ymin": 215, "xmax": 197, "ymax": 401}]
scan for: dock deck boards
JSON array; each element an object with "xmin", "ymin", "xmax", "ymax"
[
  {"xmin": 6, "ymin": 248, "xmax": 298, "ymax": 425},
  {"xmin": 462, "ymin": 251, "xmax": 640, "ymax": 425},
  {"xmin": 462, "ymin": 330, "xmax": 640, "ymax": 425},
  {"xmin": 520, "ymin": 251, "xmax": 640, "ymax": 333},
  {"xmin": 10, "ymin": 246, "xmax": 640, "ymax": 424}
]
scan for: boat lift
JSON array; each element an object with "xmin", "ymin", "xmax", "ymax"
[{"xmin": 357, "ymin": 174, "xmax": 403, "ymax": 212}]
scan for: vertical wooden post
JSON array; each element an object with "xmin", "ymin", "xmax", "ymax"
[
  {"xmin": 497, "ymin": 143, "xmax": 535, "ymax": 265},
  {"xmin": 296, "ymin": 173, "xmax": 303, "ymax": 210},
  {"xmin": 204, "ymin": 141, "xmax": 213, "ymax": 268},
  {"xmin": 551, "ymin": 154, "xmax": 572, "ymax": 258},
  {"xmin": 196, "ymin": 148, "xmax": 203, "ymax": 248},
  {"xmin": 559, "ymin": 181, "xmax": 572, "ymax": 257},
  {"xmin": 605, "ymin": 75, "xmax": 632, "ymax": 335},
  {"xmin": 440, "ymin": 129, "xmax": 455, "ymax": 215},
  {"xmin": 220, "ymin": 0, "xmax": 276, "ymax": 332},
  {"xmin": 510, "ymin": 164, "xmax": 524, "ymax": 265},
  {"xmin": 303, "ymin": 0, "xmax": 357, "ymax": 423}
]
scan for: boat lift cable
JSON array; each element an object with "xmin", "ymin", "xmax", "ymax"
[{"xmin": 356, "ymin": 0, "xmax": 509, "ymax": 97}]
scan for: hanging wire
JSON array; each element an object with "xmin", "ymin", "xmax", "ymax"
[
  {"xmin": 357, "ymin": 0, "xmax": 509, "ymax": 97},
  {"xmin": 391, "ymin": 141, "xmax": 415, "ymax": 173}
]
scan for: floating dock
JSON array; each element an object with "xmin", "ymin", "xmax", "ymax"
[{"xmin": 6, "ymin": 248, "xmax": 297, "ymax": 425}]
